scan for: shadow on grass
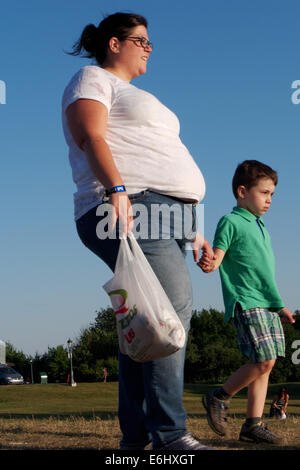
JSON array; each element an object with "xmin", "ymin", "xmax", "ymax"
[
  {"xmin": 184, "ymin": 382, "xmax": 300, "ymax": 400},
  {"xmin": 199, "ymin": 439, "xmax": 300, "ymax": 451},
  {"xmin": 0, "ymin": 411, "xmax": 118, "ymax": 421},
  {"xmin": 0, "ymin": 444, "xmax": 99, "ymax": 451},
  {"xmin": 0, "ymin": 427, "xmax": 109, "ymax": 439}
]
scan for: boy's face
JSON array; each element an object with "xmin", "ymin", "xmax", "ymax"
[{"xmin": 237, "ymin": 177, "xmax": 275, "ymax": 216}]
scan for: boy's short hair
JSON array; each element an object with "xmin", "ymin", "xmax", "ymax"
[{"xmin": 232, "ymin": 160, "xmax": 278, "ymax": 199}]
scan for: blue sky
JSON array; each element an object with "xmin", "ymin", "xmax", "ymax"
[{"xmin": 0, "ymin": 0, "xmax": 299, "ymax": 356}]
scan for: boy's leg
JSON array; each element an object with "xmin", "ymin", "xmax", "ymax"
[
  {"xmin": 203, "ymin": 303, "xmax": 285, "ymax": 440},
  {"xmin": 222, "ymin": 361, "xmax": 271, "ymax": 397},
  {"xmin": 246, "ymin": 360, "xmax": 275, "ymax": 418},
  {"xmin": 221, "ymin": 359, "xmax": 283, "ymax": 443},
  {"xmin": 202, "ymin": 360, "xmax": 274, "ymax": 437}
]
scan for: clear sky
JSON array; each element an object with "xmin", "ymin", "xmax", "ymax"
[{"xmin": 1, "ymin": 0, "xmax": 299, "ymax": 356}]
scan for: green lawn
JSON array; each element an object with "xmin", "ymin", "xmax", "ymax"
[
  {"xmin": 0, "ymin": 382, "xmax": 299, "ymax": 418},
  {"xmin": 0, "ymin": 382, "xmax": 299, "ymax": 450}
]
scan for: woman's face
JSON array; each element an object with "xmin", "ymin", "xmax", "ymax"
[{"xmin": 117, "ymin": 25, "xmax": 152, "ymax": 80}]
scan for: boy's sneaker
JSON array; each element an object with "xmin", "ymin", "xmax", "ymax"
[
  {"xmin": 202, "ymin": 390, "xmax": 229, "ymax": 436},
  {"xmin": 156, "ymin": 432, "xmax": 214, "ymax": 450},
  {"xmin": 239, "ymin": 422, "xmax": 283, "ymax": 444}
]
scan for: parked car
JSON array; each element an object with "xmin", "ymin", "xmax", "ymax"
[{"xmin": 0, "ymin": 366, "xmax": 24, "ymax": 385}]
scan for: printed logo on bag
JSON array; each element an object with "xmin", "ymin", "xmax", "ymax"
[
  {"xmin": 108, "ymin": 289, "xmax": 129, "ymax": 314},
  {"xmin": 125, "ymin": 328, "xmax": 135, "ymax": 344},
  {"xmin": 119, "ymin": 305, "xmax": 138, "ymax": 330}
]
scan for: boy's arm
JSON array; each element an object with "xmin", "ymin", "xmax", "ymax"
[{"xmin": 197, "ymin": 247, "xmax": 226, "ymax": 273}]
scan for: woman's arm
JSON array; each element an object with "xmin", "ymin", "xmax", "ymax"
[
  {"xmin": 66, "ymin": 99, "xmax": 124, "ymax": 188},
  {"xmin": 271, "ymin": 395, "xmax": 281, "ymax": 410},
  {"xmin": 283, "ymin": 394, "xmax": 289, "ymax": 413},
  {"xmin": 66, "ymin": 99, "xmax": 133, "ymax": 234}
]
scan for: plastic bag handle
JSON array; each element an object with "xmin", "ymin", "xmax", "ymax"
[
  {"xmin": 126, "ymin": 232, "xmax": 166, "ymax": 295},
  {"xmin": 127, "ymin": 231, "xmax": 147, "ymax": 264},
  {"xmin": 114, "ymin": 233, "xmax": 134, "ymax": 274}
]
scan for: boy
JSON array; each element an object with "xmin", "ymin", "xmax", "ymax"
[{"xmin": 199, "ymin": 160, "xmax": 295, "ymax": 443}]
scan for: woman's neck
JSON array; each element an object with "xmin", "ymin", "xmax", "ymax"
[{"xmin": 102, "ymin": 65, "xmax": 132, "ymax": 82}]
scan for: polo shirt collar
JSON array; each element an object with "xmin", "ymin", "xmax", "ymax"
[{"xmin": 232, "ymin": 206, "xmax": 265, "ymax": 226}]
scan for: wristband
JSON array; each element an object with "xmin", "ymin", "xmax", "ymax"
[{"xmin": 104, "ymin": 185, "xmax": 126, "ymax": 199}]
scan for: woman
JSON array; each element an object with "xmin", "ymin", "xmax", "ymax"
[
  {"xmin": 269, "ymin": 386, "xmax": 289, "ymax": 419},
  {"xmin": 62, "ymin": 12, "xmax": 213, "ymax": 450}
]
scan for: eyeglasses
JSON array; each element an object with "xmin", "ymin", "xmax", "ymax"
[{"xmin": 125, "ymin": 36, "xmax": 153, "ymax": 50}]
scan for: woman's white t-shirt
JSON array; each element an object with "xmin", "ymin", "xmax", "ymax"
[{"xmin": 62, "ymin": 66, "xmax": 206, "ymax": 221}]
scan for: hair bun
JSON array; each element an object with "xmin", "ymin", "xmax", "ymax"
[{"xmin": 81, "ymin": 24, "xmax": 98, "ymax": 53}]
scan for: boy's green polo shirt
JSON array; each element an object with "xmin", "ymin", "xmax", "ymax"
[{"xmin": 213, "ymin": 206, "xmax": 284, "ymax": 322}]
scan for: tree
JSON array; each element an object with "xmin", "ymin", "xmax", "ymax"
[
  {"xmin": 5, "ymin": 343, "xmax": 28, "ymax": 378},
  {"xmin": 3, "ymin": 305, "xmax": 300, "ymax": 384},
  {"xmin": 71, "ymin": 307, "xmax": 119, "ymax": 382},
  {"xmin": 47, "ymin": 346, "xmax": 69, "ymax": 383},
  {"xmin": 184, "ymin": 309, "xmax": 244, "ymax": 383}
]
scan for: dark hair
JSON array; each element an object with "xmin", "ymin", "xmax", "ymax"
[
  {"xmin": 67, "ymin": 12, "xmax": 148, "ymax": 65},
  {"xmin": 232, "ymin": 160, "xmax": 278, "ymax": 199},
  {"xmin": 278, "ymin": 386, "xmax": 288, "ymax": 396}
]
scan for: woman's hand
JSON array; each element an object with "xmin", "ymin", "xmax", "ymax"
[
  {"xmin": 109, "ymin": 192, "xmax": 134, "ymax": 237},
  {"xmin": 191, "ymin": 232, "xmax": 215, "ymax": 263}
]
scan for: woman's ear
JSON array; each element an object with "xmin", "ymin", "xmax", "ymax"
[{"xmin": 108, "ymin": 37, "xmax": 121, "ymax": 54}]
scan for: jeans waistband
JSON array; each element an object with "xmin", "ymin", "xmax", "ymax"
[{"xmin": 128, "ymin": 189, "xmax": 196, "ymax": 206}]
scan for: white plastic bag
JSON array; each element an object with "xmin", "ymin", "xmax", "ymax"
[{"xmin": 103, "ymin": 232, "xmax": 186, "ymax": 362}]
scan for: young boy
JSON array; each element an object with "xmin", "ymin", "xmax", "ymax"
[{"xmin": 199, "ymin": 160, "xmax": 295, "ymax": 443}]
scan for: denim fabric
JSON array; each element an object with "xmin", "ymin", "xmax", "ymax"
[{"xmin": 76, "ymin": 190, "xmax": 195, "ymax": 449}]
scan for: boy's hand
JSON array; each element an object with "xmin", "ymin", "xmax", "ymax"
[{"xmin": 279, "ymin": 308, "xmax": 295, "ymax": 324}]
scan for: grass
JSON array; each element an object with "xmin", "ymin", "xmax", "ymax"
[{"xmin": 0, "ymin": 382, "xmax": 299, "ymax": 450}]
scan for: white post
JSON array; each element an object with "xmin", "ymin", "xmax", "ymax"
[{"xmin": 0, "ymin": 340, "xmax": 6, "ymax": 364}]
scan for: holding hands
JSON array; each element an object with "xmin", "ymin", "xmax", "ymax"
[
  {"xmin": 197, "ymin": 250, "xmax": 216, "ymax": 273},
  {"xmin": 191, "ymin": 232, "xmax": 215, "ymax": 265},
  {"xmin": 196, "ymin": 245, "xmax": 226, "ymax": 274}
]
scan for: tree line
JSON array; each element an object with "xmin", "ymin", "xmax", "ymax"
[{"xmin": 5, "ymin": 308, "xmax": 300, "ymax": 384}]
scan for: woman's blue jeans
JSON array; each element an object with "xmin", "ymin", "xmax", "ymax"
[{"xmin": 76, "ymin": 190, "xmax": 196, "ymax": 449}]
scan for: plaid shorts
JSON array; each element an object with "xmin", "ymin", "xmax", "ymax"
[{"xmin": 232, "ymin": 303, "xmax": 285, "ymax": 363}]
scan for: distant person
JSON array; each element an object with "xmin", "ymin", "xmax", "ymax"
[
  {"xmin": 102, "ymin": 367, "xmax": 108, "ymax": 383},
  {"xmin": 62, "ymin": 12, "xmax": 214, "ymax": 450},
  {"xmin": 199, "ymin": 160, "xmax": 295, "ymax": 444},
  {"xmin": 269, "ymin": 386, "xmax": 289, "ymax": 419}
]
